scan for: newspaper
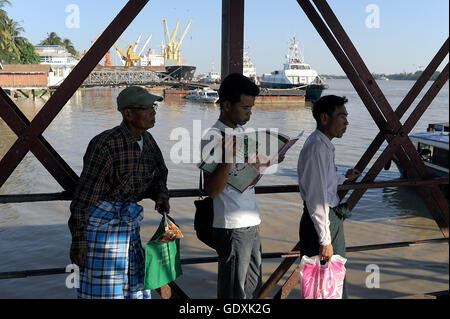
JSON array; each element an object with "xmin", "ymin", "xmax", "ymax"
[{"xmin": 199, "ymin": 129, "xmax": 303, "ymax": 193}]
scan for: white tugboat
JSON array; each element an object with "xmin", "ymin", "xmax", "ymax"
[
  {"xmin": 243, "ymin": 50, "xmax": 257, "ymax": 83},
  {"xmin": 260, "ymin": 37, "xmax": 328, "ymax": 101}
]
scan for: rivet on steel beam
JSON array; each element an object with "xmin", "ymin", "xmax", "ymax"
[
  {"xmin": 19, "ymin": 134, "xmax": 30, "ymax": 141},
  {"xmin": 381, "ymin": 130, "xmax": 395, "ymax": 135}
]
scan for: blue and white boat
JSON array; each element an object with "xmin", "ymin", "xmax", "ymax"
[
  {"xmin": 392, "ymin": 123, "xmax": 449, "ymax": 178},
  {"xmin": 185, "ymin": 87, "xmax": 219, "ymax": 103}
]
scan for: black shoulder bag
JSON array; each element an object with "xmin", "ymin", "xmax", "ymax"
[{"xmin": 194, "ymin": 171, "xmax": 216, "ymax": 249}]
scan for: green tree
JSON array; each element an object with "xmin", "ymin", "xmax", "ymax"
[
  {"xmin": 18, "ymin": 40, "xmax": 41, "ymax": 64},
  {"xmin": 1, "ymin": 16, "xmax": 23, "ymax": 63},
  {"xmin": 0, "ymin": 1, "xmax": 40, "ymax": 64},
  {"xmin": 39, "ymin": 32, "xmax": 79, "ymax": 56},
  {"xmin": 0, "ymin": 0, "xmax": 13, "ymax": 61},
  {"xmin": 39, "ymin": 32, "xmax": 63, "ymax": 46},
  {"xmin": 63, "ymin": 38, "xmax": 78, "ymax": 56}
]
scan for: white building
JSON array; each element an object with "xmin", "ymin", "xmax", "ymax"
[{"xmin": 34, "ymin": 45, "xmax": 80, "ymax": 86}]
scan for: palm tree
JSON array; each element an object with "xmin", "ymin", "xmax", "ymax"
[
  {"xmin": 63, "ymin": 38, "xmax": 78, "ymax": 56},
  {"xmin": 0, "ymin": 1, "xmax": 39, "ymax": 64},
  {"xmin": 39, "ymin": 32, "xmax": 63, "ymax": 46},
  {"xmin": 0, "ymin": 0, "xmax": 12, "ymax": 59},
  {"xmin": 1, "ymin": 17, "xmax": 23, "ymax": 63},
  {"xmin": 0, "ymin": 0, "xmax": 11, "ymax": 13}
]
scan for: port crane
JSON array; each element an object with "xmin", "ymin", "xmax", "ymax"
[
  {"xmin": 91, "ymin": 32, "xmax": 152, "ymax": 67},
  {"xmin": 162, "ymin": 18, "xmax": 192, "ymax": 65}
]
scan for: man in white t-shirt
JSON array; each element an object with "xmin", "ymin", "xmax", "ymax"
[{"xmin": 200, "ymin": 73, "xmax": 262, "ymax": 299}]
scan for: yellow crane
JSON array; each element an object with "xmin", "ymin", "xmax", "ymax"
[
  {"xmin": 91, "ymin": 32, "xmax": 140, "ymax": 67},
  {"xmin": 117, "ymin": 38, "xmax": 140, "ymax": 67},
  {"xmin": 162, "ymin": 18, "xmax": 193, "ymax": 65}
]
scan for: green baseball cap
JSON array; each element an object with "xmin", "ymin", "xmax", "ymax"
[{"xmin": 117, "ymin": 86, "xmax": 163, "ymax": 111}]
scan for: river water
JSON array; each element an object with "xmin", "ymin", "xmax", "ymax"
[{"xmin": 0, "ymin": 79, "xmax": 448, "ymax": 298}]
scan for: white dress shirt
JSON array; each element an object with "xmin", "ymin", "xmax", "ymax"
[
  {"xmin": 297, "ymin": 129, "xmax": 346, "ymax": 246},
  {"xmin": 200, "ymin": 120, "xmax": 261, "ymax": 229}
]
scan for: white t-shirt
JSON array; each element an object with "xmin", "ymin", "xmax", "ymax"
[{"xmin": 200, "ymin": 120, "xmax": 261, "ymax": 229}]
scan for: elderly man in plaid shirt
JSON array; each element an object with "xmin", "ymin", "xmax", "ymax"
[{"xmin": 68, "ymin": 86, "xmax": 170, "ymax": 299}]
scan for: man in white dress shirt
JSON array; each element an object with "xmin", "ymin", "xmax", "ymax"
[{"xmin": 297, "ymin": 95, "xmax": 360, "ymax": 298}]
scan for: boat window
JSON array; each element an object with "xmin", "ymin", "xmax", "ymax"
[
  {"xmin": 207, "ymin": 93, "xmax": 218, "ymax": 97},
  {"xmin": 418, "ymin": 143, "xmax": 432, "ymax": 162},
  {"xmin": 418, "ymin": 143, "xmax": 449, "ymax": 169},
  {"xmin": 432, "ymin": 147, "xmax": 449, "ymax": 169}
]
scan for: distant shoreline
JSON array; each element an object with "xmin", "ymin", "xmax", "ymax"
[{"xmin": 321, "ymin": 70, "xmax": 443, "ymax": 81}]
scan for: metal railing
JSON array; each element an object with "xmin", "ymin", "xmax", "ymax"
[{"xmin": 0, "ymin": 179, "xmax": 448, "ymax": 299}]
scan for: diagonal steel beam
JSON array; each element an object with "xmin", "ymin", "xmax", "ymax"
[
  {"xmin": 312, "ymin": 0, "xmax": 397, "ymax": 121},
  {"xmin": 257, "ymin": 241, "xmax": 301, "ymax": 299},
  {"xmin": 347, "ymin": 65, "xmax": 449, "ymax": 236},
  {"xmin": 258, "ymin": 0, "xmax": 448, "ymax": 300},
  {"xmin": 311, "ymin": 0, "xmax": 449, "ymax": 227},
  {"xmin": 311, "ymin": 0, "xmax": 447, "ymax": 185},
  {"xmin": 296, "ymin": 0, "xmax": 414, "ymax": 181},
  {"xmin": 310, "ymin": 0, "xmax": 433, "ymax": 173},
  {"xmin": 297, "ymin": 1, "xmax": 391, "ymax": 133},
  {"xmin": 0, "ymin": 89, "xmax": 78, "ymax": 192},
  {"xmin": 339, "ymin": 38, "xmax": 449, "ymax": 200},
  {"xmin": 0, "ymin": 0, "xmax": 150, "ymax": 190},
  {"xmin": 298, "ymin": 0, "xmax": 448, "ymax": 234},
  {"xmin": 274, "ymin": 265, "xmax": 300, "ymax": 299}
]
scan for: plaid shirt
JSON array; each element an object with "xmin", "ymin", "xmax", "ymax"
[{"xmin": 69, "ymin": 122, "xmax": 169, "ymax": 250}]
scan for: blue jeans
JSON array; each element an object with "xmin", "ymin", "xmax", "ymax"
[{"xmin": 213, "ymin": 225, "xmax": 262, "ymax": 299}]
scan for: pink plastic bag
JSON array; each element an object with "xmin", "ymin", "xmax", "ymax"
[{"xmin": 299, "ymin": 255, "xmax": 347, "ymax": 299}]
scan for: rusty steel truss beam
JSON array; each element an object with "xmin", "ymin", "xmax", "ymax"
[
  {"xmin": 0, "ymin": 178, "xmax": 448, "ymax": 204},
  {"xmin": 0, "ymin": 0, "xmax": 150, "ymax": 192},
  {"xmin": 0, "ymin": 0, "xmax": 448, "ymax": 301},
  {"xmin": 255, "ymin": 0, "xmax": 449, "ymax": 299},
  {"xmin": 297, "ymin": 0, "xmax": 448, "ymax": 234}
]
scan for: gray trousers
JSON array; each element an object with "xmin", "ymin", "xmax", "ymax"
[{"xmin": 212, "ymin": 225, "xmax": 262, "ymax": 299}]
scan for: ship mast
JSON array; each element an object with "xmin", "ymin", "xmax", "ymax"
[{"xmin": 288, "ymin": 37, "xmax": 304, "ymax": 63}]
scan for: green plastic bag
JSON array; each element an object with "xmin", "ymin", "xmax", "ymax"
[{"xmin": 144, "ymin": 214, "xmax": 183, "ymax": 290}]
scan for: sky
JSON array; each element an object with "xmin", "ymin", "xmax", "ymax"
[{"xmin": 5, "ymin": 0, "xmax": 449, "ymax": 76}]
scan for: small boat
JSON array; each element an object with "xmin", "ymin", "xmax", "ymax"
[
  {"xmin": 388, "ymin": 123, "xmax": 449, "ymax": 178},
  {"xmin": 185, "ymin": 87, "xmax": 219, "ymax": 103},
  {"xmin": 260, "ymin": 37, "xmax": 328, "ymax": 101}
]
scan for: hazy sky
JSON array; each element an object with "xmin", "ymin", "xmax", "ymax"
[{"xmin": 6, "ymin": 0, "xmax": 449, "ymax": 75}]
